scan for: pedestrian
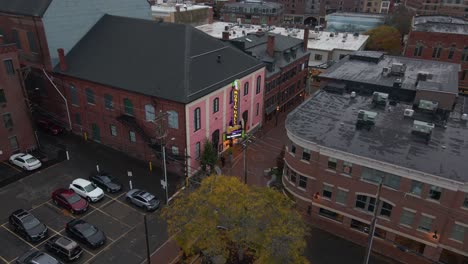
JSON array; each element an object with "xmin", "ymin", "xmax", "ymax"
[{"xmin": 220, "ymin": 155, "xmax": 225, "ymax": 167}]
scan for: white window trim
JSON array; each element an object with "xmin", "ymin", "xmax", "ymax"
[
  {"xmin": 338, "ymin": 187, "xmax": 349, "ymax": 191},
  {"xmin": 402, "ymin": 207, "xmax": 417, "ymax": 213}
]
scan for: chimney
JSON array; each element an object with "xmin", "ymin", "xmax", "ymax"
[
  {"xmin": 57, "ymin": 48, "xmax": 67, "ymax": 72},
  {"xmin": 175, "ymin": 5, "xmax": 180, "ymax": 12},
  {"xmin": 208, "ymin": 7, "xmax": 213, "ymax": 24},
  {"xmin": 303, "ymin": 28, "xmax": 309, "ymax": 52},
  {"xmin": 222, "ymin": 31, "xmax": 230, "ymax": 40},
  {"xmin": 267, "ymin": 34, "xmax": 275, "ymax": 57}
]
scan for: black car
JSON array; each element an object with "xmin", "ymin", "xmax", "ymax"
[
  {"xmin": 9, "ymin": 209, "xmax": 48, "ymax": 242},
  {"xmin": 65, "ymin": 219, "xmax": 106, "ymax": 248},
  {"xmin": 16, "ymin": 250, "xmax": 62, "ymax": 264},
  {"xmin": 45, "ymin": 235, "xmax": 83, "ymax": 261},
  {"xmin": 89, "ymin": 172, "xmax": 122, "ymax": 193}
]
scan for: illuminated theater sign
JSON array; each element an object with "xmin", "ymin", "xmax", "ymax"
[{"xmin": 224, "ymin": 80, "xmax": 243, "ymax": 140}]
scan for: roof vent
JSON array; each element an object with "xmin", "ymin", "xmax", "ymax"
[
  {"xmin": 393, "ymin": 78, "xmax": 403, "ymax": 88},
  {"xmin": 411, "ymin": 120, "xmax": 434, "ymax": 142},
  {"xmin": 372, "ymin": 92, "xmax": 389, "ymax": 107},
  {"xmin": 404, "ymin": 109, "xmax": 414, "ymax": 118},
  {"xmin": 390, "ymin": 63, "xmax": 406, "ymax": 76},
  {"xmin": 350, "ymin": 91, "xmax": 356, "ymax": 98},
  {"xmin": 353, "ymin": 32, "xmax": 359, "ymax": 37},
  {"xmin": 356, "ymin": 110, "xmax": 378, "ymax": 130},
  {"xmin": 417, "ymin": 71, "xmax": 432, "ymax": 82},
  {"xmin": 461, "ymin": 113, "xmax": 468, "ymax": 121},
  {"xmin": 381, "ymin": 67, "xmax": 390, "ymax": 77},
  {"xmin": 330, "ymin": 33, "xmax": 335, "ymax": 37}
]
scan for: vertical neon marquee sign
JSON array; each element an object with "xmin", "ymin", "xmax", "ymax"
[{"xmin": 232, "ymin": 80, "xmax": 240, "ymax": 126}]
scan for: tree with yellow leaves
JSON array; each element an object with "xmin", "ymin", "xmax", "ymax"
[
  {"xmin": 365, "ymin": 25, "xmax": 402, "ymax": 55},
  {"xmin": 162, "ymin": 175, "xmax": 309, "ymax": 264}
]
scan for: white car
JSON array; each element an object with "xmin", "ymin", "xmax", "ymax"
[
  {"xmin": 69, "ymin": 178, "xmax": 104, "ymax": 202},
  {"xmin": 9, "ymin": 153, "xmax": 42, "ymax": 171}
]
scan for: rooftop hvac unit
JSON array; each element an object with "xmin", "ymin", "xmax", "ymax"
[
  {"xmin": 404, "ymin": 109, "xmax": 414, "ymax": 118},
  {"xmin": 417, "ymin": 71, "xmax": 432, "ymax": 82},
  {"xmin": 418, "ymin": 99, "xmax": 438, "ymax": 111},
  {"xmin": 412, "ymin": 120, "xmax": 435, "ymax": 138},
  {"xmin": 461, "ymin": 114, "xmax": 468, "ymax": 121},
  {"xmin": 382, "ymin": 67, "xmax": 390, "ymax": 76},
  {"xmin": 350, "ymin": 91, "xmax": 356, "ymax": 98},
  {"xmin": 356, "ymin": 110, "xmax": 378, "ymax": 129},
  {"xmin": 372, "ymin": 92, "xmax": 389, "ymax": 106},
  {"xmin": 393, "ymin": 78, "xmax": 403, "ymax": 88},
  {"xmin": 390, "ymin": 63, "xmax": 406, "ymax": 76}
]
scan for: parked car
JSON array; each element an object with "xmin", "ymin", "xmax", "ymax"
[
  {"xmin": 69, "ymin": 178, "xmax": 104, "ymax": 202},
  {"xmin": 36, "ymin": 119, "xmax": 64, "ymax": 135},
  {"xmin": 9, "ymin": 153, "xmax": 42, "ymax": 171},
  {"xmin": 9, "ymin": 209, "xmax": 48, "ymax": 242},
  {"xmin": 125, "ymin": 189, "xmax": 160, "ymax": 211},
  {"xmin": 45, "ymin": 235, "xmax": 83, "ymax": 261},
  {"xmin": 16, "ymin": 250, "xmax": 62, "ymax": 264},
  {"xmin": 65, "ymin": 219, "xmax": 106, "ymax": 248},
  {"xmin": 51, "ymin": 188, "xmax": 88, "ymax": 214},
  {"xmin": 89, "ymin": 172, "xmax": 122, "ymax": 193}
]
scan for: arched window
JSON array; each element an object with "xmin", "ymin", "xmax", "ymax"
[
  {"xmin": 194, "ymin": 107, "xmax": 201, "ymax": 131},
  {"xmin": 145, "ymin": 104, "xmax": 155, "ymax": 121},
  {"xmin": 213, "ymin": 98, "xmax": 219, "ymax": 113},
  {"xmin": 256, "ymin": 76, "xmax": 262, "ymax": 94},
  {"xmin": 448, "ymin": 44, "xmax": 456, "ymax": 60},
  {"xmin": 243, "ymin": 82, "xmax": 249, "ymax": 96},
  {"xmin": 168, "ymin": 110, "xmax": 179, "ymax": 129}
]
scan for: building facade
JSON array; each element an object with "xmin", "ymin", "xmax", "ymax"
[
  {"xmin": 404, "ymin": 15, "xmax": 468, "ymax": 94},
  {"xmin": 284, "ymin": 51, "xmax": 466, "ymax": 264},
  {"xmin": 405, "ymin": 0, "xmax": 468, "ymax": 19},
  {"xmin": 220, "ymin": 1, "xmax": 284, "ymax": 25},
  {"xmin": 151, "ymin": 3, "xmax": 213, "ymax": 26},
  {"xmin": 0, "ymin": 38, "xmax": 37, "ymax": 161}
]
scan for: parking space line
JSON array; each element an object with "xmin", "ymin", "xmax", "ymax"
[
  {"xmin": 1, "ymin": 225, "xmax": 38, "ymax": 250},
  {"xmin": 82, "ymin": 248, "xmax": 96, "ymax": 257},
  {"xmin": 31, "ymin": 199, "xmax": 52, "ymax": 209},
  {"xmin": 110, "ymin": 196, "xmax": 147, "ymax": 216},
  {"xmin": 0, "ymin": 255, "xmax": 7, "ymax": 264},
  {"xmin": 88, "ymin": 205, "xmax": 132, "ymax": 229},
  {"xmin": 99, "ymin": 192, "xmax": 126, "ymax": 209},
  {"xmin": 1, "ymin": 161, "xmax": 21, "ymax": 172},
  {"xmin": 7, "ymin": 257, "xmax": 17, "ymax": 264}
]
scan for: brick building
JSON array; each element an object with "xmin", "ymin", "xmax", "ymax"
[
  {"xmin": 405, "ymin": 0, "xmax": 468, "ymax": 19},
  {"xmin": 0, "ymin": 37, "xmax": 37, "ymax": 161},
  {"xmin": 40, "ymin": 15, "xmax": 265, "ymax": 175},
  {"xmin": 404, "ymin": 15, "xmax": 468, "ymax": 94},
  {"xmin": 284, "ymin": 51, "xmax": 467, "ymax": 264},
  {"xmin": 220, "ymin": 1, "xmax": 284, "ymax": 25}
]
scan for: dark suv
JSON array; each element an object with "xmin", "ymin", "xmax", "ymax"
[
  {"xmin": 16, "ymin": 250, "xmax": 62, "ymax": 264},
  {"xmin": 65, "ymin": 219, "xmax": 106, "ymax": 248},
  {"xmin": 9, "ymin": 209, "xmax": 48, "ymax": 242},
  {"xmin": 45, "ymin": 235, "xmax": 83, "ymax": 261}
]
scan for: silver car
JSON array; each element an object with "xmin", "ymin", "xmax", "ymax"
[{"xmin": 125, "ymin": 189, "xmax": 160, "ymax": 211}]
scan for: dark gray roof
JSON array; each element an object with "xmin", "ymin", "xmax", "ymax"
[
  {"xmin": 319, "ymin": 51, "xmax": 460, "ymax": 94},
  {"xmin": 222, "ymin": 1, "xmax": 283, "ymax": 9},
  {"xmin": 414, "ymin": 15, "xmax": 468, "ymax": 25},
  {"xmin": 412, "ymin": 15, "xmax": 468, "ymax": 35},
  {"xmin": 54, "ymin": 15, "xmax": 264, "ymax": 104},
  {"xmin": 0, "ymin": 0, "xmax": 52, "ymax": 17},
  {"xmin": 230, "ymin": 32, "xmax": 309, "ymax": 77},
  {"xmin": 286, "ymin": 91, "xmax": 468, "ymax": 182}
]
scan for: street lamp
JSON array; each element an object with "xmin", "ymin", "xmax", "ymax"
[{"xmin": 162, "ymin": 137, "xmax": 175, "ymax": 205}]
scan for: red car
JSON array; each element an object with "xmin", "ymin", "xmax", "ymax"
[
  {"xmin": 37, "ymin": 119, "xmax": 63, "ymax": 135},
  {"xmin": 51, "ymin": 188, "xmax": 88, "ymax": 214}
]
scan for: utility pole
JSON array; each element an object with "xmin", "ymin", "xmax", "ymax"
[
  {"xmin": 241, "ymin": 133, "xmax": 255, "ymax": 184},
  {"xmin": 363, "ymin": 176, "xmax": 384, "ymax": 264},
  {"xmin": 162, "ymin": 144, "xmax": 168, "ymax": 205},
  {"xmin": 144, "ymin": 215, "xmax": 151, "ymax": 264}
]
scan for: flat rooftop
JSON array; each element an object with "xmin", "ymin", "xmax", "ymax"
[
  {"xmin": 326, "ymin": 12, "xmax": 386, "ymax": 19},
  {"xmin": 196, "ymin": 22, "xmax": 368, "ymax": 52},
  {"xmin": 151, "ymin": 4, "xmax": 210, "ymax": 14},
  {"xmin": 412, "ymin": 15, "xmax": 468, "ymax": 35},
  {"xmin": 320, "ymin": 51, "xmax": 460, "ymax": 93},
  {"xmin": 286, "ymin": 91, "xmax": 468, "ymax": 182}
]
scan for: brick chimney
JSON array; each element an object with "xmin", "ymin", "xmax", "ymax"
[
  {"xmin": 57, "ymin": 48, "xmax": 67, "ymax": 72},
  {"xmin": 303, "ymin": 28, "xmax": 309, "ymax": 52},
  {"xmin": 222, "ymin": 31, "xmax": 230, "ymax": 40},
  {"xmin": 267, "ymin": 34, "xmax": 275, "ymax": 57}
]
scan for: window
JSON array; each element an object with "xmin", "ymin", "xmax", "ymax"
[
  {"xmin": 145, "ymin": 104, "xmax": 155, "ymax": 121},
  {"xmin": 103, "ymin": 94, "xmax": 113, "ymax": 109},
  {"xmin": 400, "ymin": 210, "xmax": 416, "ymax": 226},
  {"xmin": 85, "ymin": 88, "xmax": 95, "ymax": 104},
  {"xmin": 195, "ymin": 141, "xmax": 201, "ymax": 159},
  {"xmin": 355, "ymin": 195, "xmax": 376, "ymax": 212},
  {"xmin": 463, "ymin": 193, "xmax": 468, "ymax": 208},
  {"xmin": 380, "ymin": 202, "xmax": 393, "ymax": 217},
  {"xmin": 302, "ymin": 148, "xmax": 311, "ymax": 161},
  {"xmin": 168, "ymin": 110, "xmax": 179, "ymax": 129},
  {"xmin": 27, "ymin": 32, "xmax": 37, "ymax": 53},
  {"xmin": 450, "ymin": 224, "xmax": 465, "ymax": 242},
  {"xmin": 448, "ymin": 44, "xmax": 455, "ymax": 59},
  {"xmin": 290, "ymin": 143, "xmax": 296, "ymax": 154},
  {"xmin": 172, "ymin": 146, "xmax": 179, "ymax": 156},
  {"xmin": 70, "ymin": 85, "xmax": 78, "ymax": 105},
  {"xmin": 213, "ymin": 98, "xmax": 219, "ymax": 113},
  {"xmin": 336, "ymin": 189, "xmax": 348, "ymax": 204},
  {"xmin": 256, "ymin": 76, "xmax": 261, "ymax": 94},
  {"xmin": 194, "ymin": 107, "xmax": 201, "ymax": 131},
  {"xmin": 462, "ymin": 47, "xmax": 468, "ymax": 62},
  {"xmin": 414, "ymin": 43, "xmax": 423, "ymax": 57},
  {"xmin": 74, "ymin": 113, "xmax": 81, "ymax": 125},
  {"xmin": 351, "ymin": 219, "xmax": 387, "ymax": 238},
  {"xmin": 230, "ymin": 89, "xmax": 234, "ymax": 103},
  {"xmin": 4, "ymin": 59, "xmax": 14, "ymax": 75},
  {"xmin": 343, "ymin": 161, "xmax": 352, "ymax": 175},
  {"xmin": 12, "ymin": 29, "xmax": 21, "ymax": 49},
  {"xmin": 429, "ymin": 186, "xmax": 442, "ymax": 200},
  {"xmin": 327, "ymin": 157, "xmax": 337, "ymax": 170},
  {"xmin": 361, "ymin": 168, "xmax": 401, "ymax": 189},
  {"xmin": 319, "ymin": 208, "xmax": 344, "ymax": 222},
  {"xmin": 110, "ymin": 125, "xmax": 117, "ymax": 136},
  {"xmin": 314, "ymin": 54, "xmax": 323, "ymax": 60},
  {"xmin": 409, "ymin": 180, "xmax": 423, "ymax": 196},
  {"xmin": 256, "ymin": 103, "xmax": 259, "ymax": 116},
  {"xmin": 0, "ymin": 89, "xmax": 6, "ymax": 103},
  {"xmin": 289, "ymin": 170, "xmax": 297, "ymax": 183},
  {"xmin": 244, "ymin": 82, "xmax": 249, "ymax": 96},
  {"xmin": 432, "ymin": 45, "xmax": 442, "ymax": 58},
  {"xmin": 129, "ymin": 131, "xmax": 136, "ymax": 142},
  {"xmin": 9, "ymin": 136, "xmax": 19, "ymax": 150},
  {"xmin": 123, "ymin": 98, "xmax": 133, "ymax": 115},
  {"xmin": 322, "ymin": 185, "xmax": 333, "ymax": 198},
  {"xmin": 299, "ymin": 175, "xmax": 307, "ymax": 188},
  {"xmin": 418, "ymin": 215, "xmax": 433, "ymax": 232},
  {"xmin": 3, "ymin": 113, "xmax": 13, "ymax": 128}
]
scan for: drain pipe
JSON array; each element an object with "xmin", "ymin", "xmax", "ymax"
[{"xmin": 42, "ymin": 68, "xmax": 72, "ymax": 131}]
